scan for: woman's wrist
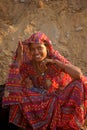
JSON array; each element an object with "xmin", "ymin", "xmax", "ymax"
[{"xmin": 53, "ymin": 59, "xmax": 66, "ymax": 70}]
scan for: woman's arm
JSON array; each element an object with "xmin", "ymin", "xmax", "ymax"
[
  {"xmin": 42, "ymin": 58, "xmax": 83, "ymax": 79},
  {"xmin": 54, "ymin": 60, "xmax": 83, "ymax": 79}
]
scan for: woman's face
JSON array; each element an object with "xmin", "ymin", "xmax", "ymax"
[{"xmin": 29, "ymin": 43, "xmax": 48, "ymax": 62}]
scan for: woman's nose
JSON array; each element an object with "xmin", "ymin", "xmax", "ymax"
[{"xmin": 34, "ymin": 49, "xmax": 39, "ymax": 54}]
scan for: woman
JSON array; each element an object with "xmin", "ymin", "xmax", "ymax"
[{"xmin": 2, "ymin": 32, "xmax": 87, "ymax": 130}]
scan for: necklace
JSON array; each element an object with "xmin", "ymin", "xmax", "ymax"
[{"xmin": 32, "ymin": 61, "xmax": 47, "ymax": 76}]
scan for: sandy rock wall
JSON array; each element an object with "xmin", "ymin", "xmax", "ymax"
[{"xmin": 0, "ymin": 0, "xmax": 87, "ymax": 84}]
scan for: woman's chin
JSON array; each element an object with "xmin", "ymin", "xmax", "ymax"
[{"xmin": 34, "ymin": 58, "xmax": 43, "ymax": 62}]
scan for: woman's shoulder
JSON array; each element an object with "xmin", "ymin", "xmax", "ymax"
[{"xmin": 20, "ymin": 61, "xmax": 35, "ymax": 74}]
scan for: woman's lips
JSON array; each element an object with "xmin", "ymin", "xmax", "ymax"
[{"xmin": 35, "ymin": 55, "xmax": 41, "ymax": 58}]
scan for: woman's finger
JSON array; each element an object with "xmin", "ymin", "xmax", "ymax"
[{"xmin": 19, "ymin": 40, "xmax": 23, "ymax": 49}]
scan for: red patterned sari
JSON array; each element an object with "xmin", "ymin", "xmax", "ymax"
[{"xmin": 2, "ymin": 32, "xmax": 87, "ymax": 130}]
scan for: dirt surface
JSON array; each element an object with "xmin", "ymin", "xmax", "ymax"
[{"xmin": 0, "ymin": 0, "xmax": 87, "ymax": 85}]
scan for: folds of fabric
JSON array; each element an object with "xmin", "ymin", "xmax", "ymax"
[{"xmin": 2, "ymin": 79, "xmax": 87, "ymax": 130}]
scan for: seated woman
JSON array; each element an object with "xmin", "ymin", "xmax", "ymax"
[{"xmin": 2, "ymin": 32, "xmax": 87, "ymax": 130}]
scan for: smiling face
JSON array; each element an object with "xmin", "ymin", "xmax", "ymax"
[{"xmin": 29, "ymin": 43, "xmax": 48, "ymax": 62}]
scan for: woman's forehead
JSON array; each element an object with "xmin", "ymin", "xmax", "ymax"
[{"xmin": 29, "ymin": 43, "xmax": 45, "ymax": 48}]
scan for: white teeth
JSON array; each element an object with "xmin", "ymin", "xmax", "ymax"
[{"xmin": 35, "ymin": 55, "xmax": 41, "ymax": 58}]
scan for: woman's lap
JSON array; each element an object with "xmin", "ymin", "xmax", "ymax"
[{"xmin": 6, "ymin": 79, "xmax": 87, "ymax": 130}]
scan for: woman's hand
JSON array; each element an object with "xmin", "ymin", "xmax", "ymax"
[
  {"xmin": 40, "ymin": 58, "xmax": 54, "ymax": 65},
  {"xmin": 39, "ymin": 58, "xmax": 53, "ymax": 73},
  {"xmin": 40, "ymin": 58, "xmax": 83, "ymax": 79},
  {"xmin": 16, "ymin": 40, "xmax": 23, "ymax": 67},
  {"xmin": 40, "ymin": 58, "xmax": 53, "ymax": 67}
]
